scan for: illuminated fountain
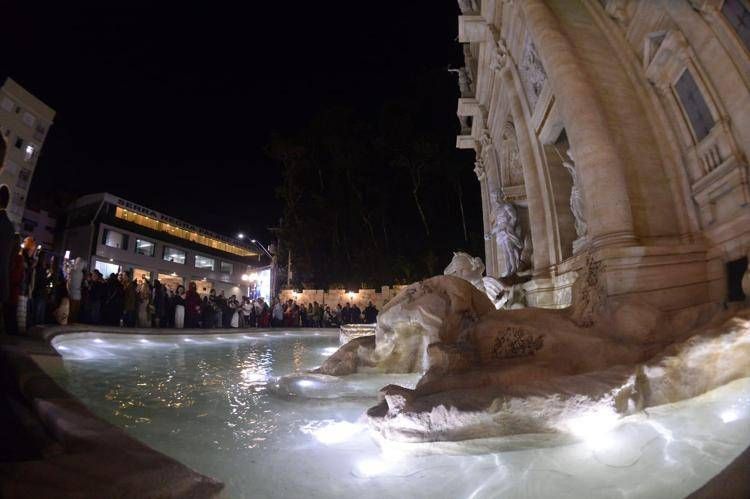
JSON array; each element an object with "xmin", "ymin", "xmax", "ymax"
[{"xmin": 307, "ymin": 266, "xmax": 750, "ymax": 445}]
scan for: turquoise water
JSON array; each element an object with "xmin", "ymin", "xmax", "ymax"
[{"xmin": 47, "ymin": 331, "xmax": 750, "ymax": 499}]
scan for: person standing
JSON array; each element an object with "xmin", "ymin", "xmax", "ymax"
[
  {"xmin": 6, "ymin": 234, "xmax": 23, "ymax": 335},
  {"xmin": 136, "ymin": 277, "xmax": 151, "ymax": 327},
  {"xmin": 272, "ymin": 298, "xmax": 283, "ymax": 327},
  {"xmin": 363, "ymin": 301, "xmax": 378, "ymax": 324},
  {"xmin": 122, "ymin": 275, "xmax": 137, "ymax": 327},
  {"xmin": 174, "ymin": 285, "xmax": 186, "ymax": 328},
  {"xmin": 0, "ymin": 185, "xmax": 15, "ymax": 334},
  {"xmin": 152, "ymin": 280, "xmax": 166, "ymax": 328},
  {"xmin": 67, "ymin": 257, "xmax": 85, "ymax": 323},
  {"xmin": 184, "ymin": 282, "xmax": 201, "ymax": 328}
]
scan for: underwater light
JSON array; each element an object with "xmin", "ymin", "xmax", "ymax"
[
  {"xmin": 93, "ymin": 338, "xmax": 104, "ymax": 344},
  {"xmin": 720, "ymin": 408, "xmax": 740, "ymax": 423},
  {"xmin": 355, "ymin": 458, "xmax": 389, "ymax": 478},
  {"xmin": 297, "ymin": 379, "xmax": 315, "ymax": 388},
  {"xmin": 309, "ymin": 421, "xmax": 362, "ymax": 445},
  {"xmin": 565, "ymin": 409, "xmax": 620, "ymax": 449},
  {"xmin": 139, "ymin": 339, "xmax": 150, "ymax": 344}
]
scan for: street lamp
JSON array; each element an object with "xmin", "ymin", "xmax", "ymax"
[{"xmin": 236, "ymin": 231, "xmax": 277, "ymax": 299}]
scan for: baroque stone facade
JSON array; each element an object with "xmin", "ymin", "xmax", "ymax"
[{"xmin": 455, "ymin": 0, "xmax": 750, "ymax": 312}]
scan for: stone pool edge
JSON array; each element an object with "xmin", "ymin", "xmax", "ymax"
[{"xmin": 1, "ymin": 325, "xmax": 336, "ymax": 498}]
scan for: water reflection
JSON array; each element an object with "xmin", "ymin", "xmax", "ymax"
[{"xmin": 60, "ymin": 334, "xmax": 335, "ymax": 451}]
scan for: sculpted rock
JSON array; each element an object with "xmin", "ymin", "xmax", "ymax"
[
  {"xmin": 444, "ymin": 251, "xmax": 528, "ymax": 309},
  {"xmin": 366, "ymin": 291, "xmax": 750, "ymax": 443},
  {"xmin": 315, "ymin": 275, "xmax": 494, "ymax": 376},
  {"xmin": 314, "ymin": 335, "xmax": 376, "ymax": 376},
  {"xmin": 365, "ymin": 275, "xmax": 494, "ymax": 373}
]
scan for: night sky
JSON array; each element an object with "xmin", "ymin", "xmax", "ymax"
[{"xmin": 1, "ymin": 2, "xmax": 472, "ymax": 246}]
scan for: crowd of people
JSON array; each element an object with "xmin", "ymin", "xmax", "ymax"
[
  {"xmin": 270, "ymin": 299, "xmax": 378, "ymax": 328},
  {"xmin": 0, "ymin": 232, "xmax": 379, "ymax": 333}
]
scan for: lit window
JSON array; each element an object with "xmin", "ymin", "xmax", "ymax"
[
  {"xmin": 674, "ymin": 70, "xmax": 715, "ymax": 142},
  {"xmin": 163, "ymin": 246, "xmax": 186, "ymax": 264},
  {"xmin": 723, "ymin": 0, "xmax": 750, "ymax": 52},
  {"xmin": 195, "ymin": 255, "xmax": 215, "ymax": 270},
  {"xmin": 135, "ymin": 238, "xmax": 155, "ymax": 257},
  {"xmin": 95, "ymin": 260, "xmax": 120, "ymax": 277},
  {"xmin": 102, "ymin": 229, "xmax": 128, "ymax": 249},
  {"xmin": 24, "ymin": 144, "xmax": 36, "ymax": 162},
  {"xmin": 220, "ymin": 261, "xmax": 233, "ymax": 274}
]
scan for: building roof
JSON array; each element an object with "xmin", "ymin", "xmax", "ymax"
[
  {"xmin": 68, "ymin": 192, "xmax": 261, "ymax": 260},
  {"xmin": 1, "ymin": 78, "xmax": 56, "ymax": 123}
]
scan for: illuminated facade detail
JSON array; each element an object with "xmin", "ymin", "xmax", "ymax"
[
  {"xmin": 62, "ymin": 192, "xmax": 269, "ymax": 298},
  {"xmin": 0, "ymin": 78, "xmax": 55, "ymax": 226},
  {"xmin": 115, "ymin": 207, "xmax": 255, "ymax": 258}
]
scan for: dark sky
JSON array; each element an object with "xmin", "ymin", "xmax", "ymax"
[{"xmin": 2, "ymin": 2, "xmax": 466, "ymax": 243}]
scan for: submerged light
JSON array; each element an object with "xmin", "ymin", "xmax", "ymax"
[{"xmin": 720, "ymin": 408, "xmax": 740, "ymax": 423}]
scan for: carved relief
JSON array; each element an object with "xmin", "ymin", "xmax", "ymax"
[
  {"xmin": 500, "ymin": 122, "xmax": 524, "ymax": 187},
  {"xmin": 571, "ymin": 254, "xmax": 606, "ymax": 328},
  {"xmin": 492, "ymin": 327, "xmax": 544, "ymax": 359},
  {"xmin": 519, "ymin": 34, "xmax": 547, "ymax": 111},
  {"xmin": 489, "ymin": 37, "xmax": 510, "ymax": 73}
]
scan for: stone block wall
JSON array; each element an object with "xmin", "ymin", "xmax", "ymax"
[{"xmin": 278, "ymin": 285, "xmax": 408, "ymax": 310}]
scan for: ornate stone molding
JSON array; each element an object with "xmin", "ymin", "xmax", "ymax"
[
  {"xmin": 489, "ymin": 37, "xmax": 510, "ymax": 73},
  {"xmin": 456, "ymin": 0, "xmax": 481, "ymax": 15},
  {"xmin": 688, "ymin": 0, "xmax": 723, "ymax": 13}
]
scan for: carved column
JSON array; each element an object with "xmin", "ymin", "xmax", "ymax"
[
  {"xmin": 520, "ymin": 0, "xmax": 637, "ymax": 250},
  {"xmin": 474, "ymin": 151, "xmax": 498, "ymax": 277}
]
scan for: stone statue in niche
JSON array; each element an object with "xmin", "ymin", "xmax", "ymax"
[
  {"xmin": 561, "ymin": 149, "xmax": 588, "ymax": 239},
  {"xmin": 485, "ymin": 190, "xmax": 523, "ymax": 277},
  {"xmin": 448, "ymin": 67, "xmax": 473, "ymax": 97},
  {"xmin": 456, "ymin": 0, "xmax": 480, "ymax": 15}
]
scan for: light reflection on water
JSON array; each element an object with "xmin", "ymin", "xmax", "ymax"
[
  {"xmin": 46, "ymin": 333, "xmax": 750, "ymax": 499},
  {"xmin": 53, "ymin": 333, "xmax": 335, "ymax": 453}
]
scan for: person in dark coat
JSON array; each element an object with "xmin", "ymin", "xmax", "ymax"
[
  {"xmin": 6, "ymin": 234, "xmax": 23, "ymax": 334},
  {"xmin": 152, "ymin": 280, "xmax": 167, "ymax": 327},
  {"xmin": 102, "ymin": 273, "xmax": 123, "ymax": 325},
  {"xmin": 0, "ymin": 184, "xmax": 15, "ymax": 334},
  {"xmin": 184, "ymin": 282, "xmax": 202, "ymax": 328},
  {"xmin": 363, "ymin": 301, "xmax": 378, "ymax": 324}
]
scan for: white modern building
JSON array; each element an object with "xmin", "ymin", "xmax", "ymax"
[
  {"xmin": 61, "ymin": 193, "xmax": 272, "ymax": 300},
  {"xmin": 0, "ymin": 78, "xmax": 55, "ymax": 226}
]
